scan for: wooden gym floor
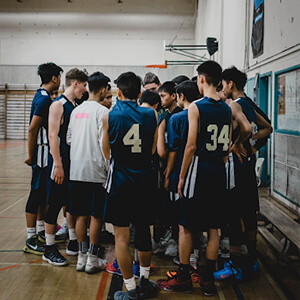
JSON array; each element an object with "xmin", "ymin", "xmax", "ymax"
[{"xmin": 0, "ymin": 140, "xmax": 296, "ymax": 300}]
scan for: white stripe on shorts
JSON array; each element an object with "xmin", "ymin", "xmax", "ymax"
[
  {"xmin": 105, "ymin": 159, "xmax": 114, "ymax": 193},
  {"xmin": 183, "ymin": 155, "xmax": 199, "ymax": 199}
]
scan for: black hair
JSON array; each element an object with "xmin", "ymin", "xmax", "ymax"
[
  {"xmin": 75, "ymin": 91, "xmax": 89, "ymax": 105},
  {"xmin": 196, "ymin": 60, "xmax": 222, "ymax": 87},
  {"xmin": 158, "ymin": 81, "xmax": 176, "ymax": 95},
  {"xmin": 221, "ymin": 66, "xmax": 248, "ymax": 90},
  {"xmin": 139, "ymin": 90, "xmax": 161, "ymax": 106},
  {"xmin": 191, "ymin": 76, "xmax": 198, "ymax": 82},
  {"xmin": 114, "ymin": 72, "xmax": 142, "ymax": 100},
  {"xmin": 176, "ymin": 80, "xmax": 200, "ymax": 103},
  {"xmin": 143, "ymin": 72, "xmax": 160, "ymax": 86},
  {"xmin": 172, "ymin": 75, "xmax": 190, "ymax": 86},
  {"xmin": 37, "ymin": 62, "xmax": 63, "ymax": 84},
  {"xmin": 88, "ymin": 71, "xmax": 110, "ymax": 94}
]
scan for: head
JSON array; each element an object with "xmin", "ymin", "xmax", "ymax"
[
  {"xmin": 196, "ymin": 60, "xmax": 222, "ymax": 94},
  {"xmin": 50, "ymin": 89, "xmax": 58, "ymax": 101},
  {"xmin": 114, "ymin": 72, "xmax": 142, "ymax": 100},
  {"xmin": 158, "ymin": 81, "xmax": 176, "ymax": 109},
  {"xmin": 101, "ymin": 84, "xmax": 113, "ymax": 109},
  {"xmin": 65, "ymin": 68, "xmax": 89, "ymax": 100},
  {"xmin": 221, "ymin": 66, "xmax": 247, "ymax": 99},
  {"xmin": 216, "ymin": 82, "xmax": 226, "ymax": 101},
  {"xmin": 172, "ymin": 75, "xmax": 190, "ymax": 86},
  {"xmin": 88, "ymin": 71, "xmax": 110, "ymax": 103},
  {"xmin": 37, "ymin": 62, "xmax": 63, "ymax": 91},
  {"xmin": 139, "ymin": 90, "xmax": 161, "ymax": 110},
  {"xmin": 176, "ymin": 80, "xmax": 200, "ymax": 108},
  {"xmin": 143, "ymin": 72, "xmax": 161, "ymax": 92},
  {"xmin": 75, "ymin": 91, "xmax": 89, "ymax": 105}
]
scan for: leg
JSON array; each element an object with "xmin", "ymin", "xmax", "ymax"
[{"xmin": 179, "ymin": 225, "xmax": 193, "ymax": 265}]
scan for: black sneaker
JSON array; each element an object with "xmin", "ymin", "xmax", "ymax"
[
  {"xmin": 139, "ymin": 276, "xmax": 158, "ymax": 299},
  {"xmin": 38, "ymin": 230, "xmax": 46, "ymax": 243},
  {"xmin": 199, "ymin": 278, "xmax": 217, "ymax": 296},
  {"xmin": 114, "ymin": 288, "xmax": 137, "ymax": 300},
  {"xmin": 23, "ymin": 235, "xmax": 45, "ymax": 255},
  {"xmin": 66, "ymin": 239, "xmax": 78, "ymax": 256},
  {"xmin": 42, "ymin": 244, "xmax": 68, "ymax": 266}
]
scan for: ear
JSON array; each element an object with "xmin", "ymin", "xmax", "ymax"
[
  {"xmin": 137, "ymin": 90, "xmax": 142, "ymax": 100},
  {"xmin": 52, "ymin": 75, "xmax": 58, "ymax": 83},
  {"xmin": 229, "ymin": 80, "xmax": 234, "ymax": 89},
  {"xmin": 172, "ymin": 93, "xmax": 177, "ymax": 101},
  {"xmin": 117, "ymin": 88, "xmax": 123, "ymax": 99}
]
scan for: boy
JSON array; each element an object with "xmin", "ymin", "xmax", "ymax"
[
  {"xmin": 43, "ymin": 68, "xmax": 88, "ymax": 266},
  {"xmin": 103, "ymin": 72, "xmax": 158, "ymax": 300},
  {"xmin": 23, "ymin": 62, "xmax": 63, "ymax": 255},
  {"xmin": 67, "ymin": 71, "xmax": 110, "ymax": 273}
]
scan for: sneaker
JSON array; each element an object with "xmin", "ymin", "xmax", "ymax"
[
  {"xmin": 106, "ymin": 259, "xmax": 122, "ymax": 276},
  {"xmin": 189, "ymin": 253, "xmax": 198, "ymax": 269},
  {"xmin": 38, "ymin": 230, "xmax": 46, "ymax": 243},
  {"xmin": 173, "ymin": 255, "xmax": 180, "ymax": 265},
  {"xmin": 138, "ymin": 276, "xmax": 158, "ymax": 299},
  {"xmin": 199, "ymin": 278, "xmax": 217, "ymax": 297},
  {"xmin": 152, "ymin": 238, "xmax": 165, "ymax": 255},
  {"xmin": 66, "ymin": 240, "xmax": 78, "ymax": 256},
  {"xmin": 157, "ymin": 273, "xmax": 193, "ymax": 293},
  {"xmin": 214, "ymin": 261, "xmax": 241, "ymax": 281},
  {"xmin": 200, "ymin": 233, "xmax": 207, "ymax": 253},
  {"xmin": 165, "ymin": 239, "xmax": 178, "ymax": 257},
  {"xmin": 161, "ymin": 229, "xmax": 172, "ymax": 247},
  {"xmin": 99, "ymin": 230, "xmax": 115, "ymax": 244},
  {"xmin": 85, "ymin": 252, "xmax": 107, "ymax": 274},
  {"xmin": 166, "ymin": 265, "xmax": 200, "ymax": 283},
  {"xmin": 133, "ymin": 260, "xmax": 157, "ymax": 278},
  {"xmin": 76, "ymin": 252, "xmax": 87, "ymax": 272},
  {"xmin": 55, "ymin": 224, "xmax": 68, "ymax": 243},
  {"xmin": 23, "ymin": 235, "xmax": 45, "ymax": 255},
  {"xmin": 253, "ymin": 260, "xmax": 259, "ymax": 273},
  {"xmin": 114, "ymin": 288, "xmax": 137, "ymax": 300},
  {"xmin": 42, "ymin": 244, "xmax": 68, "ymax": 266},
  {"xmin": 219, "ymin": 237, "xmax": 230, "ymax": 258}
]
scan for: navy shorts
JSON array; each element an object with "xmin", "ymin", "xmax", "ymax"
[{"xmin": 67, "ymin": 181, "xmax": 106, "ymax": 218}]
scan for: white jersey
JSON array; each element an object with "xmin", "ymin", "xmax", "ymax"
[{"xmin": 67, "ymin": 100, "xmax": 109, "ymax": 183}]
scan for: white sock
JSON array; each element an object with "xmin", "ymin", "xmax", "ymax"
[
  {"xmin": 37, "ymin": 220, "xmax": 45, "ymax": 233},
  {"xmin": 63, "ymin": 217, "xmax": 68, "ymax": 227},
  {"xmin": 124, "ymin": 277, "xmax": 136, "ymax": 292},
  {"xmin": 140, "ymin": 266, "xmax": 150, "ymax": 279},
  {"xmin": 45, "ymin": 233, "xmax": 55, "ymax": 246},
  {"xmin": 27, "ymin": 227, "xmax": 36, "ymax": 239},
  {"xmin": 87, "ymin": 228, "xmax": 90, "ymax": 237},
  {"xmin": 193, "ymin": 249, "xmax": 199, "ymax": 257},
  {"xmin": 69, "ymin": 228, "xmax": 77, "ymax": 240}
]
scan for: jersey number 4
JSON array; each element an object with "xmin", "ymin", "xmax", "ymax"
[
  {"xmin": 123, "ymin": 124, "xmax": 142, "ymax": 153},
  {"xmin": 206, "ymin": 124, "xmax": 230, "ymax": 151}
]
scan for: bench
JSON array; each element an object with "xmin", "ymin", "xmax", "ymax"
[{"xmin": 258, "ymin": 196, "xmax": 300, "ymax": 263}]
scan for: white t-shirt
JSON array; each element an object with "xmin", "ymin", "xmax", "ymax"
[{"xmin": 67, "ymin": 100, "xmax": 109, "ymax": 183}]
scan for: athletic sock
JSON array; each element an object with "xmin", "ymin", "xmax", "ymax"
[
  {"xmin": 89, "ymin": 243, "xmax": 99, "ymax": 255},
  {"xmin": 124, "ymin": 277, "xmax": 136, "ymax": 292},
  {"xmin": 203, "ymin": 259, "xmax": 216, "ymax": 282},
  {"xmin": 140, "ymin": 266, "xmax": 150, "ymax": 279},
  {"xmin": 78, "ymin": 241, "xmax": 88, "ymax": 254},
  {"xmin": 179, "ymin": 263, "xmax": 192, "ymax": 281},
  {"xmin": 45, "ymin": 233, "xmax": 55, "ymax": 246},
  {"xmin": 63, "ymin": 217, "xmax": 68, "ymax": 227},
  {"xmin": 68, "ymin": 228, "xmax": 76, "ymax": 240},
  {"xmin": 246, "ymin": 239, "xmax": 257, "ymax": 261},
  {"xmin": 27, "ymin": 227, "xmax": 36, "ymax": 239},
  {"xmin": 37, "ymin": 220, "xmax": 45, "ymax": 233}
]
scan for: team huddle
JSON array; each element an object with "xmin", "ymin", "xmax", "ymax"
[{"xmin": 23, "ymin": 61, "xmax": 273, "ymax": 299}]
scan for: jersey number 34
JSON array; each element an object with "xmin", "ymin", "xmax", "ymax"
[
  {"xmin": 206, "ymin": 124, "xmax": 230, "ymax": 151},
  {"xmin": 123, "ymin": 124, "xmax": 142, "ymax": 153}
]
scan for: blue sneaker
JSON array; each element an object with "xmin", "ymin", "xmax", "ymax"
[
  {"xmin": 133, "ymin": 260, "xmax": 140, "ymax": 278},
  {"xmin": 106, "ymin": 259, "xmax": 122, "ymax": 276},
  {"xmin": 214, "ymin": 261, "xmax": 241, "ymax": 280},
  {"xmin": 252, "ymin": 260, "xmax": 259, "ymax": 273}
]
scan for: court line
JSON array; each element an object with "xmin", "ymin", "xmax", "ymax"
[
  {"xmin": 0, "ymin": 195, "xmax": 27, "ymax": 215},
  {"xmin": 96, "ymin": 270, "xmax": 110, "ymax": 300}
]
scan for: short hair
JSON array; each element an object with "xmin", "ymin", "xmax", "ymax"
[
  {"xmin": 139, "ymin": 90, "xmax": 161, "ymax": 106},
  {"xmin": 172, "ymin": 75, "xmax": 190, "ymax": 86},
  {"xmin": 107, "ymin": 83, "xmax": 111, "ymax": 91},
  {"xmin": 191, "ymin": 76, "xmax": 198, "ymax": 82},
  {"xmin": 88, "ymin": 71, "xmax": 110, "ymax": 94},
  {"xmin": 158, "ymin": 81, "xmax": 176, "ymax": 95},
  {"xmin": 37, "ymin": 62, "xmax": 63, "ymax": 84},
  {"xmin": 65, "ymin": 68, "xmax": 89, "ymax": 87},
  {"xmin": 196, "ymin": 60, "xmax": 222, "ymax": 87},
  {"xmin": 221, "ymin": 66, "xmax": 247, "ymax": 90},
  {"xmin": 176, "ymin": 80, "xmax": 200, "ymax": 103},
  {"xmin": 143, "ymin": 72, "xmax": 160, "ymax": 86},
  {"xmin": 114, "ymin": 72, "xmax": 142, "ymax": 100}
]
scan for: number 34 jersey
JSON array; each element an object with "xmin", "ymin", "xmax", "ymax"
[{"xmin": 107, "ymin": 99, "xmax": 157, "ymax": 178}]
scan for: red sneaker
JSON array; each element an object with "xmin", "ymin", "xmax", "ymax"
[{"xmin": 157, "ymin": 275, "xmax": 193, "ymax": 293}]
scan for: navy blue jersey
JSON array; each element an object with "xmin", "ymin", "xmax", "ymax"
[
  {"xmin": 195, "ymin": 97, "xmax": 232, "ymax": 161},
  {"xmin": 167, "ymin": 110, "xmax": 189, "ymax": 191},
  {"xmin": 107, "ymin": 99, "xmax": 157, "ymax": 175},
  {"xmin": 53, "ymin": 95, "xmax": 76, "ymax": 158}
]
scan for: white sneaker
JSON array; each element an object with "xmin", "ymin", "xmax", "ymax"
[
  {"xmin": 220, "ymin": 237, "xmax": 230, "ymax": 258},
  {"xmin": 200, "ymin": 233, "xmax": 207, "ymax": 253},
  {"xmin": 85, "ymin": 253, "xmax": 107, "ymax": 274},
  {"xmin": 76, "ymin": 252, "xmax": 87, "ymax": 272},
  {"xmin": 165, "ymin": 239, "xmax": 178, "ymax": 257},
  {"xmin": 189, "ymin": 253, "xmax": 198, "ymax": 269},
  {"xmin": 152, "ymin": 238, "xmax": 165, "ymax": 254},
  {"xmin": 56, "ymin": 224, "xmax": 68, "ymax": 236},
  {"xmin": 161, "ymin": 229, "xmax": 172, "ymax": 247}
]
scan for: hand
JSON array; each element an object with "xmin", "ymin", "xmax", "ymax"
[
  {"xmin": 230, "ymin": 143, "xmax": 247, "ymax": 163},
  {"xmin": 24, "ymin": 157, "xmax": 33, "ymax": 166},
  {"xmin": 251, "ymin": 145, "xmax": 258, "ymax": 155},
  {"xmin": 164, "ymin": 176, "xmax": 170, "ymax": 191},
  {"xmin": 178, "ymin": 177, "xmax": 185, "ymax": 199},
  {"xmin": 53, "ymin": 164, "xmax": 64, "ymax": 185}
]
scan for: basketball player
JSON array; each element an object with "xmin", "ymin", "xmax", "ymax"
[{"xmin": 23, "ymin": 62, "xmax": 63, "ymax": 255}]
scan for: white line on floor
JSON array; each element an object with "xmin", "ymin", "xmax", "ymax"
[{"xmin": 0, "ymin": 195, "xmax": 27, "ymax": 215}]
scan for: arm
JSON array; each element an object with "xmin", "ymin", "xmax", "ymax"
[
  {"xmin": 157, "ymin": 119, "xmax": 167, "ymax": 159},
  {"xmin": 66, "ymin": 112, "xmax": 73, "ymax": 146},
  {"xmin": 178, "ymin": 103, "xmax": 199, "ymax": 198},
  {"xmin": 48, "ymin": 101, "xmax": 64, "ymax": 184},
  {"xmin": 252, "ymin": 111, "xmax": 273, "ymax": 141},
  {"xmin": 24, "ymin": 115, "xmax": 43, "ymax": 166},
  {"xmin": 152, "ymin": 110, "xmax": 159, "ymax": 155},
  {"xmin": 102, "ymin": 113, "xmax": 111, "ymax": 160},
  {"xmin": 164, "ymin": 151, "xmax": 177, "ymax": 191}
]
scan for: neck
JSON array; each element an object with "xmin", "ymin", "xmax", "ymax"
[
  {"xmin": 64, "ymin": 89, "xmax": 76, "ymax": 105},
  {"xmin": 41, "ymin": 83, "xmax": 53, "ymax": 94},
  {"xmin": 168, "ymin": 101, "xmax": 178, "ymax": 113},
  {"xmin": 183, "ymin": 101, "xmax": 191, "ymax": 110},
  {"xmin": 88, "ymin": 92, "xmax": 101, "ymax": 103},
  {"xmin": 203, "ymin": 84, "xmax": 220, "ymax": 100},
  {"xmin": 231, "ymin": 90, "xmax": 245, "ymax": 100}
]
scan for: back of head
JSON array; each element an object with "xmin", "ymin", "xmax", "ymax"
[
  {"xmin": 65, "ymin": 68, "xmax": 89, "ymax": 87},
  {"xmin": 37, "ymin": 62, "xmax": 63, "ymax": 84},
  {"xmin": 172, "ymin": 75, "xmax": 190, "ymax": 86},
  {"xmin": 114, "ymin": 71, "xmax": 142, "ymax": 100},
  {"xmin": 221, "ymin": 66, "xmax": 247, "ymax": 91},
  {"xmin": 158, "ymin": 81, "xmax": 176, "ymax": 95},
  {"xmin": 176, "ymin": 80, "xmax": 200, "ymax": 103},
  {"xmin": 139, "ymin": 90, "xmax": 161, "ymax": 106},
  {"xmin": 88, "ymin": 71, "xmax": 110, "ymax": 94},
  {"xmin": 143, "ymin": 72, "xmax": 160, "ymax": 86},
  {"xmin": 196, "ymin": 60, "xmax": 222, "ymax": 87}
]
